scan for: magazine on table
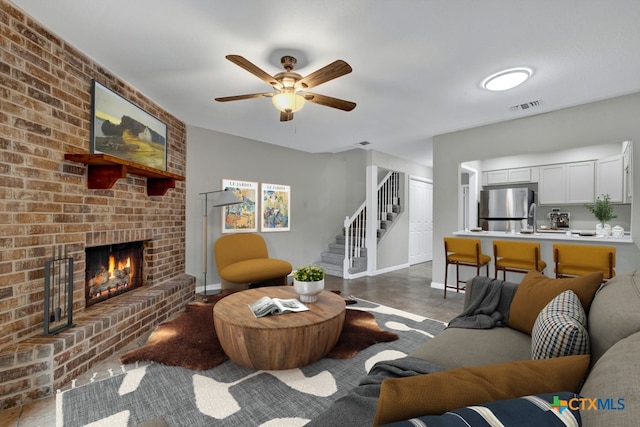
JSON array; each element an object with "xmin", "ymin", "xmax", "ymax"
[{"xmin": 248, "ymin": 296, "xmax": 309, "ymax": 318}]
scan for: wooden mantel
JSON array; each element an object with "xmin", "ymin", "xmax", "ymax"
[{"xmin": 65, "ymin": 153, "xmax": 185, "ymax": 196}]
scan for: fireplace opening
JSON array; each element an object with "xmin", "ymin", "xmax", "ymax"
[{"xmin": 85, "ymin": 241, "xmax": 144, "ymax": 307}]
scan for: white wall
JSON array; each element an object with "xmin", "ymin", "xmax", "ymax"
[
  {"xmin": 477, "ymin": 142, "xmax": 623, "ymax": 171},
  {"xmin": 186, "ymin": 125, "xmax": 367, "ymax": 290},
  {"xmin": 432, "ymin": 92, "xmax": 640, "ymax": 286},
  {"xmin": 369, "ymin": 150, "xmax": 433, "ymax": 180},
  {"xmin": 185, "ymin": 127, "xmax": 434, "ymax": 289},
  {"xmin": 368, "ymin": 151, "xmax": 433, "ymax": 272},
  {"xmin": 376, "ymin": 172, "xmax": 409, "ymax": 271}
]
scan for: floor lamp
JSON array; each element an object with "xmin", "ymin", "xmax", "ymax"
[{"xmin": 199, "ymin": 189, "xmax": 242, "ymax": 295}]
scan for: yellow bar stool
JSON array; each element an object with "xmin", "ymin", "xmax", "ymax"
[
  {"xmin": 443, "ymin": 237, "xmax": 491, "ymax": 299},
  {"xmin": 493, "ymin": 240, "xmax": 546, "ymax": 281},
  {"xmin": 553, "ymin": 243, "xmax": 616, "ymax": 281}
]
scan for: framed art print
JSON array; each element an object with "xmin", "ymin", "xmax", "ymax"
[
  {"xmin": 91, "ymin": 80, "xmax": 168, "ymax": 171},
  {"xmin": 221, "ymin": 179, "xmax": 258, "ymax": 233},
  {"xmin": 261, "ymin": 183, "xmax": 290, "ymax": 232}
]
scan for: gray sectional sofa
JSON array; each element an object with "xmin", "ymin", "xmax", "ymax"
[
  {"xmin": 411, "ymin": 270, "xmax": 640, "ymax": 426},
  {"xmin": 309, "ymin": 270, "xmax": 640, "ymax": 426}
]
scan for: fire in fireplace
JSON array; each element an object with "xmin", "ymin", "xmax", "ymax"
[{"xmin": 85, "ymin": 241, "xmax": 144, "ymax": 306}]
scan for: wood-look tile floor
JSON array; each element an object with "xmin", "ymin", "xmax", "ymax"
[{"xmin": 3, "ymin": 261, "xmax": 464, "ymax": 427}]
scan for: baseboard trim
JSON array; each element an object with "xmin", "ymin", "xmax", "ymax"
[
  {"xmin": 374, "ymin": 263, "xmax": 411, "ymax": 276},
  {"xmin": 430, "ymin": 281, "xmax": 466, "ymax": 294},
  {"xmin": 430, "ymin": 281, "xmax": 445, "ymax": 289},
  {"xmin": 196, "ymin": 283, "xmax": 221, "ymax": 294}
]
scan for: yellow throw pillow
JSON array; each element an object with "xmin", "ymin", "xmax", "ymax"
[
  {"xmin": 373, "ymin": 354, "xmax": 590, "ymax": 427},
  {"xmin": 509, "ymin": 270, "xmax": 603, "ymax": 334}
]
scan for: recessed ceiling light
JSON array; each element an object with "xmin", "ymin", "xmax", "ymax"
[{"xmin": 482, "ymin": 67, "xmax": 533, "ymax": 91}]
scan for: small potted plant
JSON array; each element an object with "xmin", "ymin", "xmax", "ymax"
[
  {"xmin": 293, "ymin": 264, "xmax": 325, "ymax": 303},
  {"xmin": 585, "ymin": 194, "xmax": 617, "ymax": 236}
]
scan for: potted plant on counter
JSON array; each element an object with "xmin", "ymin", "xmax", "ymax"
[
  {"xmin": 293, "ymin": 264, "xmax": 325, "ymax": 303},
  {"xmin": 585, "ymin": 194, "xmax": 617, "ymax": 236}
]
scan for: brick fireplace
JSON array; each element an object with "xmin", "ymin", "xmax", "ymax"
[
  {"xmin": 85, "ymin": 241, "xmax": 145, "ymax": 307},
  {"xmin": 0, "ymin": 2, "xmax": 195, "ymax": 410}
]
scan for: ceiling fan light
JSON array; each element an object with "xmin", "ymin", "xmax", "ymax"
[
  {"xmin": 272, "ymin": 91, "xmax": 306, "ymax": 113},
  {"xmin": 482, "ymin": 68, "xmax": 532, "ymax": 91}
]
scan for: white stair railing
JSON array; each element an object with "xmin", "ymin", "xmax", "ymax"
[
  {"xmin": 343, "ymin": 204, "xmax": 366, "ymax": 277},
  {"xmin": 378, "ymin": 171, "xmax": 400, "ymax": 228},
  {"xmin": 343, "ymin": 171, "xmax": 400, "ymax": 278}
]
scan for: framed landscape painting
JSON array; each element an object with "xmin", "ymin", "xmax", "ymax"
[
  {"xmin": 221, "ymin": 179, "xmax": 258, "ymax": 233},
  {"xmin": 261, "ymin": 183, "xmax": 290, "ymax": 232},
  {"xmin": 91, "ymin": 80, "xmax": 168, "ymax": 171}
]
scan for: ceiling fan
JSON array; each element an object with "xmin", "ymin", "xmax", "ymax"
[{"xmin": 215, "ymin": 55, "xmax": 356, "ymax": 122}]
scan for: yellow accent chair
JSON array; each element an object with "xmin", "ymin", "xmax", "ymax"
[
  {"xmin": 553, "ymin": 243, "xmax": 615, "ymax": 281},
  {"xmin": 443, "ymin": 237, "xmax": 491, "ymax": 299},
  {"xmin": 214, "ymin": 233, "xmax": 293, "ymax": 291},
  {"xmin": 493, "ymin": 240, "xmax": 547, "ymax": 280}
]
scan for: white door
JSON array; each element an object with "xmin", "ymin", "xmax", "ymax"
[{"xmin": 409, "ymin": 178, "xmax": 433, "ymax": 264}]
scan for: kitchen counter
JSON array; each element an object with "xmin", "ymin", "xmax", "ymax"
[
  {"xmin": 448, "ymin": 229, "xmax": 637, "ymax": 280},
  {"xmin": 453, "ymin": 229, "xmax": 633, "ymax": 244}
]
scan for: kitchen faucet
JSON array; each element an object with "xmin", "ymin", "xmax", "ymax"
[{"xmin": 528, "ymin": 202, "xmax": 537, "ymax": 230}]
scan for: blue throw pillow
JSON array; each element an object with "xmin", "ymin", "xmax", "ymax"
[{"xmin": 381, "ymin": 392, "xmax": 582, "ymax": 427}]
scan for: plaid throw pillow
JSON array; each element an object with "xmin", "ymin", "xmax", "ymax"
[{"xmin": 532, "ymin": 290, "xmax": 590, "ymax": 359}]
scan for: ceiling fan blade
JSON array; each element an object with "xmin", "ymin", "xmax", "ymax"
[
  {"xmin": 215, "ymin": 93, "xmax": 273, "ymax": 102},
  {"xmin": 304, "ymin": 93, "xmax": 356, "ymax": 111},
  {"xmin": 225, "ymin": 55, "xmax": 281, "ymax": 88},
  {"xmin": 280, "ymin": 111, "xmax": 293, "ymax": 122},
  {"xmin": 298, "ymin": 60, "xmax": 352, "ymax": 90}
]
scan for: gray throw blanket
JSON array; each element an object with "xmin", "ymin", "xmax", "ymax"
[
  {"xmin": 447, "ymin": 276, "xmax": 518, "ymax": 329},
  {"xmin": 306, "ymin": 357, "xmax": 445, "ymax": 427}
]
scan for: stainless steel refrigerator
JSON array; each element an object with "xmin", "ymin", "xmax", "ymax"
[{"xmin": 479, "ymin": 188, "xmax": 535, "ymax": 232}]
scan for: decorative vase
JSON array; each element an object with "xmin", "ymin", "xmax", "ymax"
[
  {"xmin": 293, "ymin": 279, "xmax": 324, "ymax": 303},
  {"xmin": 595, "ymin": 223, "xmax": 611, "ymax": 237}
]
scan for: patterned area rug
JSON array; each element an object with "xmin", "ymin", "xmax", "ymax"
[{"xmin": 56, "ymin": 299, "xmax": 447, "ymax": 427}]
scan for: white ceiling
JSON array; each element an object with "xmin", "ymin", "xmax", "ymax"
[{"xmin": 11, "ymin": 0, "xmax": 640, "ymax": 166}]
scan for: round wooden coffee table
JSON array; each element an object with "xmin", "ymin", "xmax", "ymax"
[{"xmin": 213, "ymin": 286, "xmax": 346, "ymax": 370}]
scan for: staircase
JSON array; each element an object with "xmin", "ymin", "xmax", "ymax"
[
  {"xmin": 317, "ymin": 235, "xmax": 368, "ymax": 277},
  {"xmin": 317, "ymin": 171, "xmax": 401, "ymax": 278}
]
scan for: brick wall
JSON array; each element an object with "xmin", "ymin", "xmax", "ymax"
[
  {"xmin": 0, "ymin": 1, "xmax": 194, "ymax": 408},
  {"xmin": 0, "ymin": 275, "xmax": 194, "ymax": 409}
]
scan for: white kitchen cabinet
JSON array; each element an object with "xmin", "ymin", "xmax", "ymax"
[
  {"xmin": 566, "ymin": 161, "xmax": 595, "ymax": 204},
  {"xmin": 508, "ymin": 167, "xmax": 532, "ymax": 182},
  {"xmin": 539, "ymin": 164, "xmax": 566, "ymax": 204},
  {"xmin": 483, "ymin": 167, "xmax": 532, "ymax": 185},
  {"xmin": 485, "ymin": 170, "xmax": 509, "ymax": 185},
  {"xmin": 539, "ymin": 161, "xmax": 595, "ymax": 204},
  {"xmin": 596, "ymin": 155, "xmax": 624, "ymax": 202}
]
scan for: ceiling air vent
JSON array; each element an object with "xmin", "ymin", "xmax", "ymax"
[{"xmin": 509, "ymin": 99, "xmax": 543, "ymax": 112}]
